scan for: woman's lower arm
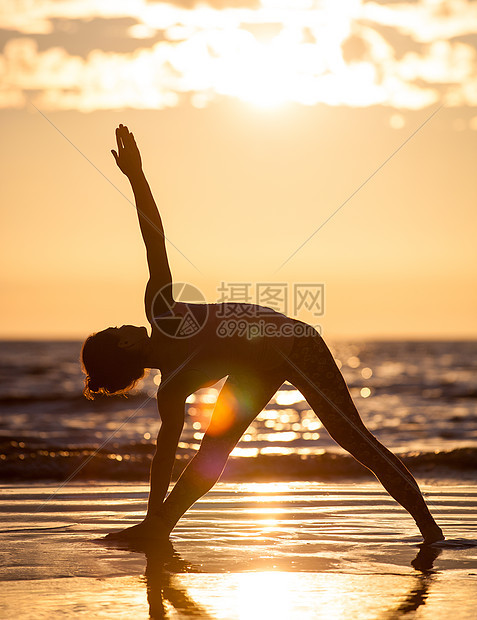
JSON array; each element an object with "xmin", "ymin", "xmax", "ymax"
[
  {"xmin": 146, "ymin": 421, "xmax": 184, "ymax": 516},
  {"xmin": 146, "ymin": 452, "xmax": 176, "ymax": 515}
]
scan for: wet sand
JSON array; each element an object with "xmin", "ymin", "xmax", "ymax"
[{"xmin": 1, "ymin": 480, "xmax": 477, "ymax": 619}]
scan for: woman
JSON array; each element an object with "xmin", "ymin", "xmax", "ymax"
[{"xmin": 82, "ymin": 124, "xmax": 444, "ymax": 545}]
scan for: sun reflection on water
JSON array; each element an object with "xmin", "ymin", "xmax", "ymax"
[
  {"xmin": 179, "ymin": 571, "xmax": 427, "ymax": 620},
  {"xmin": 236, "ymin": 572, "xmax": 295, "ymax": 620},
  {"xmin": 274, "ymin": 390, "xmax": 304, "ymax": 406}
]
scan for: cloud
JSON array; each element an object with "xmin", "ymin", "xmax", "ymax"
[
  {"xmin": 0, "ymin": 38, "xmax": 182, "ymax": 111},
  {"xmin": 397, "ymin": 40, "xmax": 476, "ymax": 85},
  {"xmin": 148, "ymin": 0, "xmax": 260, "ymax": 7},
  {"xmin": 361, "ymin": 0, "xmax": 477, "ymax": 43},
  {"xmin": 0, "ymin": 0, "xmax": 476, "ymax": 111},
  {"xmin": 0, "ymin": 18, "xmax": 167, "ymax": 56},
  {"xmin": 0, "ymin": 32, "xmax": 439, "ymax": 112}
]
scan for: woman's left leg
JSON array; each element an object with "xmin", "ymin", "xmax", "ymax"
[
  {"xmin": 158, "ymin": 371, "xmax": 285, "ymax": 533},
  {"xmin": 283, "ymin": 332, "xmax": 444, "ymax": 543}
]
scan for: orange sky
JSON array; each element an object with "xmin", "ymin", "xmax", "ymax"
[{"xmin": 1, "ymin": 1, "xmax": 476, "ymax": 339}]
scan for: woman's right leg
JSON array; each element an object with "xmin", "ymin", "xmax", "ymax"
[
  {"xmin": 157, "ymin": 370, "xmax": 285, "ymax": 533},
  {"xmin": 283, "ymin": 332, "xmax": 444, "ymax": 543}
]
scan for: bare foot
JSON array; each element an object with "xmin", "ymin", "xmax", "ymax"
[
  {"xmin": 104, "ymin": 516, "xmax": 170, "ymax": 542},
  {"xmin": 422, "ymin": 525, "xmax": 445, "ymax": 545}
]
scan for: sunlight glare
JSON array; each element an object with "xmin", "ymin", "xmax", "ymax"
[
  {"xmin": 274, "ymin": 390, "xmax": 303, "ymax": 406},
  {"xmin": 236, "ymin": 572, "xmax": 294, "ymax": 620}
]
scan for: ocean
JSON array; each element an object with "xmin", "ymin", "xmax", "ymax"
[{"xmin": 1, "ymin": 339, "xmax": 476, "ymax": 482}]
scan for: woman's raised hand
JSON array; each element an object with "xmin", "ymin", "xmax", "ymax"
[{"xmin": 111, "ymin": 124, "xmax": 142, "ymax": 178}]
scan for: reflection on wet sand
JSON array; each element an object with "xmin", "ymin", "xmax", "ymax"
[
  {"xmin": 104, "ymin": 538, "xmax": 442, "ymax": 620},
  {"xmin": 2, "ymin": 482, "xmax": 477, "ymax": 619},
  {"xmin": 385, "ymin": 546, "xmax": 442, "ymax": 618},
  {"xmin": 103, "ymin": 536, "xmax": 213, "ymax": 619},
  {"xmin": 144, "ymin": 545, "xmax": 214, "ymax": 619}
]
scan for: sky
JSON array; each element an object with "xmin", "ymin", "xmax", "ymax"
[{"xmin": 1, "ymin": 0, "xmax": 476, "ymax": 340}]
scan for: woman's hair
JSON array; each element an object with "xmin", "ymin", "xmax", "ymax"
[{"xmin": 81, "ymin": 329, "xmax": 147, "ymax": 400}]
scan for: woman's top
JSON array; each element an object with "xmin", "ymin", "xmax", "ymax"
[{"xmin": 151, "ymin": 302, "xmax": 304, "ymax": 389}]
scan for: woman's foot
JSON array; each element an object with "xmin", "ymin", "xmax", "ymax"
[
  {"xmin": 104, "ymin": 515, "xmax": 171, "ymax": 542},
  {"xmin": 421, "ymin": 524, "xmax": 445, "ymax": 545}
]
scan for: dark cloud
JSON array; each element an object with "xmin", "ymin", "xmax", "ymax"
[
  {"xmin": 302, "ymin": 28, "xmax": 316, "ymax": 45},
  {"xmin": 362, "ymin": 22, "xmax": 424, "ymax": 59},
  {"xmin": 0, "ymin": 17, "xmax": 167, "ymax": 57},
  {"xmin": 240, "ymin": 23, "xmax": 283, "ymax": 42},
  {"xmin": 341, "ymin": 34, "xmax": 369, "ymax": 64},
  {"xmin": 453, "ymin": 32, "xmax": 477, "ymax": 48},
  {"xmin": 341, "ymin": 21, "xmax": 425, "ymax": 68}
]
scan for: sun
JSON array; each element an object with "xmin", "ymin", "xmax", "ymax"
[{"xmin": 168, "ymin": 3, "xmax": 358, "ymax": 109}]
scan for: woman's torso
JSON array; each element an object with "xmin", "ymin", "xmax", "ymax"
[{"xmin": 150, "ymin": 302, "xmax": 303, "ymax": 394}]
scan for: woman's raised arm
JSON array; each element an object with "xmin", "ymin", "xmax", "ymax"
[{"xmin": 112, "ymin": 124, "xmax": 173, "ymax": 319}]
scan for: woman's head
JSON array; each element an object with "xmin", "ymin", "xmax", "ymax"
[{"xmin": 81, "ymin": 325, "xmax": 149, "ymax": 399}]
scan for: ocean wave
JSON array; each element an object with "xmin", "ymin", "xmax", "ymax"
[
  {"xmin": 2, "ymin": 378, "xmax": 477, "ymax": 405},
  {"xmin": 1, "ymin": 446, "xmax": 476, "ymax": 482},
  {"xmin": 0, "ymin": 391, "xmax": 149, "ymax": 405}
]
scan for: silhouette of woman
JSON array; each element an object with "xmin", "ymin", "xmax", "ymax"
[{"xmin": 82, "ymin": 124, "xmax": 444, "ymax": 545}]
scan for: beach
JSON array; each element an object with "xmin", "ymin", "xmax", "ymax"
[
  {"xmin": 1, "ymin": 480, "xmax": 477, "ymax": 619},
  {"xmin": 1, "ymin": 339, "xmax": 477, "ymax": 618}
]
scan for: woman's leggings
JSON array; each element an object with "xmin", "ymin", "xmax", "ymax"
[
  {"xmin": 282, "ymin": 331, "xmax": 438, "ymax": 536},
  {"xmin": 159, "ymin": 331, "xmax": 440, "ymax": 538}
]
